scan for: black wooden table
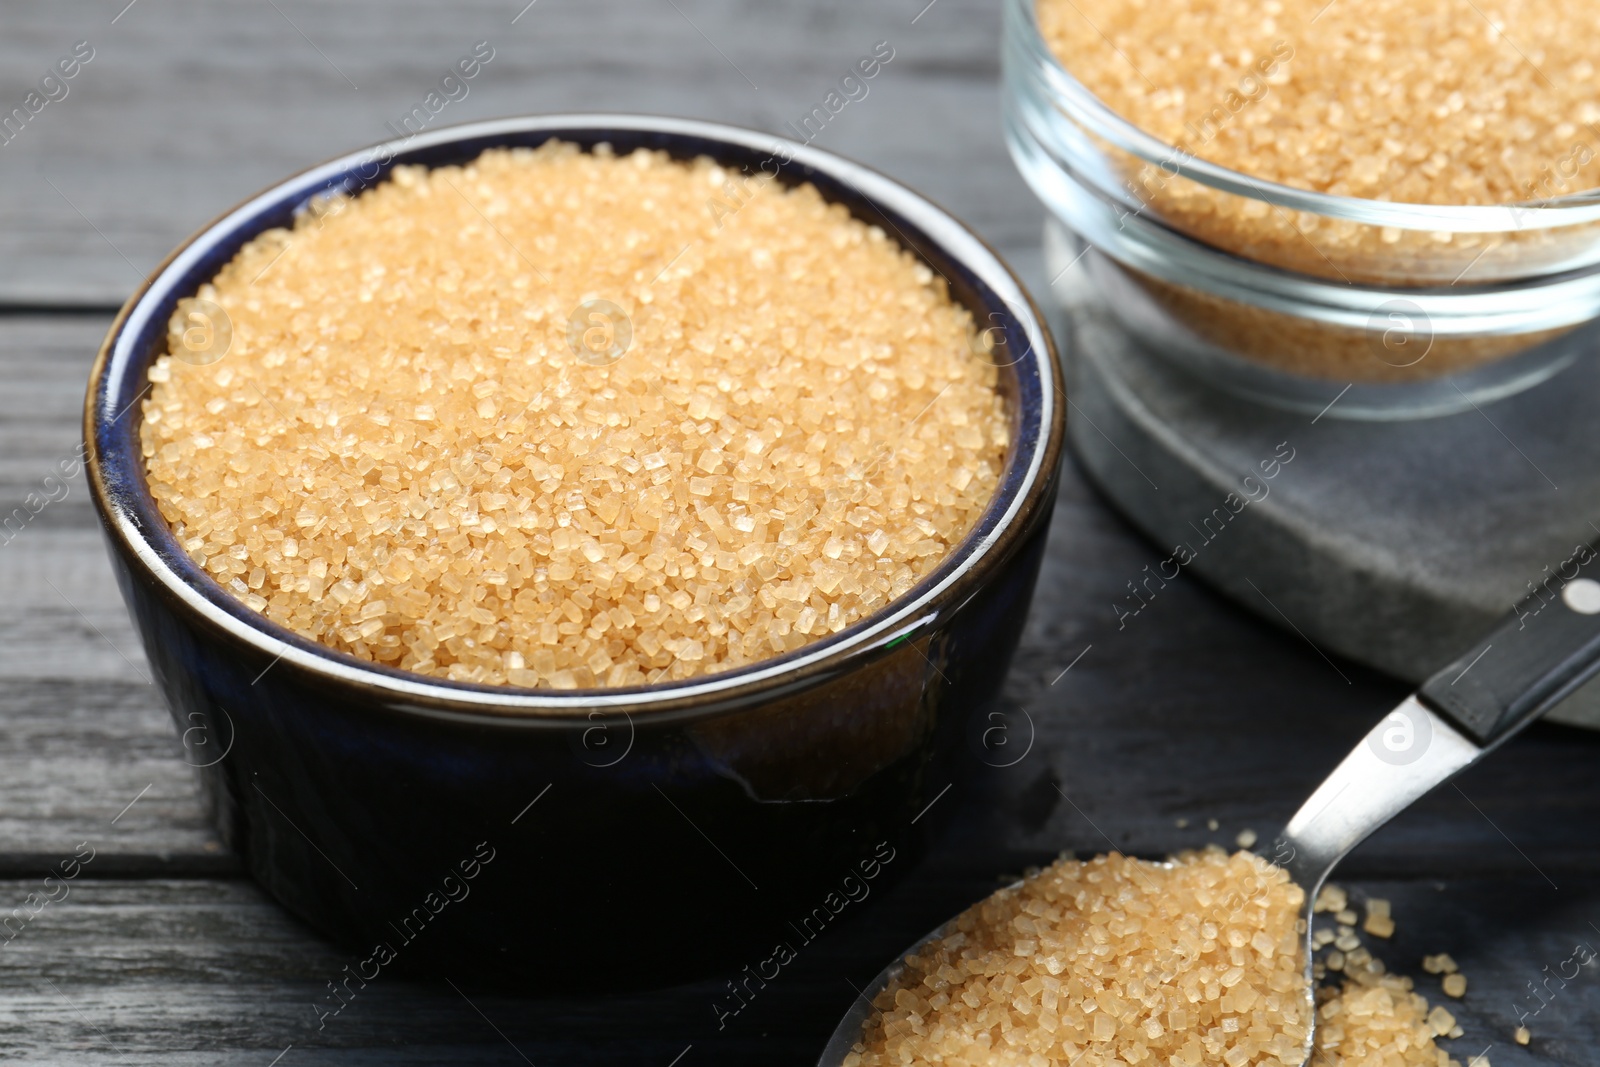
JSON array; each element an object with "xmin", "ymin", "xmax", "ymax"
[{"xmin": 2, "ymin": 1, "xmax": 1597, "ymax": 1062}]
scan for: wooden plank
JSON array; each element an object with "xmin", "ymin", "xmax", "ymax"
[
  {"xmin": 0, "ymin": 677, "xmax": 224, "ymax": 869},
  {"xmin": 0, "ymin": 317, "xmax": 102, "ymax": 501},
  {"xmin": 0, "ymin": 873, "xmax": 1593, "ymax": 1064},
  {"xmin": 0, "ymin": 0, "xmax": 1037, "ymax": 306},
  {"xmin": 0, "ymin": 315, "xmax": 216, "ymax": 859}
]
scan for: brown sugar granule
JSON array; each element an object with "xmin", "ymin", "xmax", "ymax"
[
  {"xmin": 140, "ymin": 143, "xmax": 1007, "ymax": 688},
  {"xmin": 1362, "ymin": 897, "xmax": 1395, "ymax": 939},
  {"xmin": 847, "ymin": 849, "xmax": 1314, "ymax": 1067},
  {"xmin": 1307, "ymin": 893, "xmax": 1470, "ymax": 1067},
  {"xmin": 1421, "ymin": 954, "xmax": 1460, "ymax": 975},
  {"xmin": 1313, "ymin": 885, "xmax": 1348, "ymax": 915},
  {"xmin": 1036, "ymin": 0, "xmax": 1600, "ymax": 284},
  {"xmin": 1312, "ymin": 972, "xmax": 1464, "ymax": 1067}
]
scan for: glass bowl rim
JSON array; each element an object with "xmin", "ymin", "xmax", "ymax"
[{"xmin": 1006, "ymin": 0, "xmax": 1600, "ymax": 235}]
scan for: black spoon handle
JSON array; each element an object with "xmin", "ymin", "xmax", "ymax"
[{"xmin": 1420, "ymin": 546, "xmax": 1600, "ymax": 747}]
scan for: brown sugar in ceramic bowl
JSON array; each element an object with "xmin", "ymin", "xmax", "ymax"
[{"xmin": 84, "ymin": 114, "xmax": 1065, "ymax": 986}]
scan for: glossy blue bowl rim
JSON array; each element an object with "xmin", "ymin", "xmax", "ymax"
[{"xmin": 86, "ymin": 113, "xmax": 1061, "ymax": 723}]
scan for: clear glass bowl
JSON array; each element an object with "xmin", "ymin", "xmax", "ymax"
[{"xmin": 1001, "ymin": 0, "xmax": 1600, "ymax": 419}]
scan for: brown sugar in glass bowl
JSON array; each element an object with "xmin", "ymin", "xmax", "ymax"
[
  {"xmin": 1034, "ymin": 0, "xmax": 1600, "ymax": 284},
  {"xmin": 1004, "ymin": 0, "xmax": 1600, "ymax": 416},
  {"xmin": 141, "ymin": 142, "xmax": 1009, "ymax": 689},
  {"xmin": 84, "ymin": 116, "xmax": 1064, "ymax": 980}
]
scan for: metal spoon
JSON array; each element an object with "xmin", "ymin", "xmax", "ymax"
[{"xmin": 819, "ymin": 569, "xmax": 1600, "ymax": 1066}]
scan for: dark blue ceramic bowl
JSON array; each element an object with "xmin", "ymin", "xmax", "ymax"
[{"xmin": 85, "ymin": 114, "xmax": 1065, "ymax": 987}]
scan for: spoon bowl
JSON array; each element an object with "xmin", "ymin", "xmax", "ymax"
[{"xmin": 820, "ymin": 920, "xmax": 948, "ymax": 1067}]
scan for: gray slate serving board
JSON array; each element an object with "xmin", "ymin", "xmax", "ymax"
[{"xmin": 1048, "ymin": 228, "xmax": 1600, "ymax": 729}]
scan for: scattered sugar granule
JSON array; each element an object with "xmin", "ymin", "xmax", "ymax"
[
  {"xmin": 1312, "ymin": 970, "xmax": 1461, "ymax": 1067},
  {"xmin": 141, "ymin": 143, "xmax": 1007, "ymax": 688},
  {"xmin": 1314, "ymin": 885, "xmax": 1348, "ymax": 915},
  {"xmin": 1443, "ymin": 972, "xmax": 1468, "ymax": 997},
  {"xmin": 1363, "ymin": 898, "xmax": 1395, "ymax": 939},
  {"xmin": 1423, "ymin": 953, "xmax": 1461, "ymax": 975},
  {"xmin": 1515, "ymin": 1025, "xmax": 1531, "ymax": 1045},
  {"xmin": 1235, "ymin": 827, "xmax": 1258, "ymax": 849}
]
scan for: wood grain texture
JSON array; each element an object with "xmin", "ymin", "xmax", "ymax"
[
  {"xmin": 0, "ymin": 315, "xmax": 221, "ymax": 862},
  {"xmin": 0, "ymin": 0, "xmax": 1036, "ymax": 306}
]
